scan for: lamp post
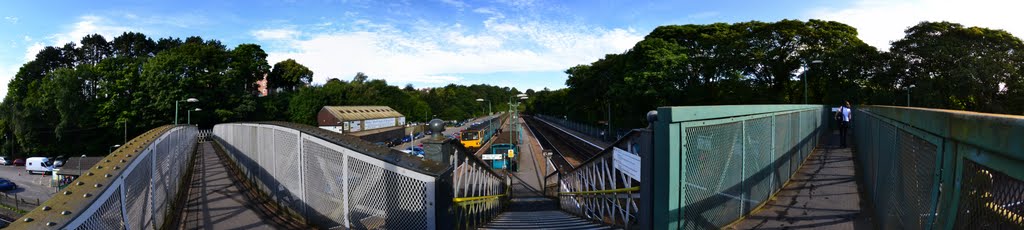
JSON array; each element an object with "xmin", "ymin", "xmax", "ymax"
[
  {"xmin": 907, "ymin": 85, "xmax": 915, "ymax": 107},
  {"xmin": 175, "ymin": 98, "xmax": 199, "ymax": 125},
  {"xmin": 804, "ymin": 60, "xmax": 823, "ymax": 104},
  {"xmin": 475, "ymin": 98, "xmax": 491, "ymax": 116},
  {"xmin": 188, "ymin": 108, "xmax": 202, "ymax": 125}
]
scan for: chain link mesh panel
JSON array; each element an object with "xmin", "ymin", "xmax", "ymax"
[
  {"xmin": 124, "ymin": 153, "xmax": 153, "ymax": 230},
  {"xmin": 742, "ymin": 116, "xmax": 773, "ymax": 214},
  {"xmin": 682, "ymin": 121, "xmax": 744, "ymax": 230},
  {"xmin": 213, "ymin": 123, "xmax": 439, "ymax": 230},
  {"xmin": 75, "ymin": 187, "xmax": 125, "ymax": 230},
  {"xmin": 661, "ymin": 106, "xmax": 826, "ymax": 229},
  {"xmin": 890, "ymin": 129, "xmax": 938, "ymax": 228},
  {"xmin": 274, "ymin": 129, "xmax": 303, "ymax": 212},
  {"xmin": 302, "ymin": 138, "xmax": 348, "ymax": 227},
  {"xmin": 956, "ymin": 160, "xmax": 1024, "ymax": 228}
]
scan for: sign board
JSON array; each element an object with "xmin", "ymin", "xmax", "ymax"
[
  {"xmin": 481, "ymin": 154, "xmax": 503, "ymax": 160},
  {"xmin": 507, "ymin": 149, "xmax": 515, "ymax": 158},
  {"xmin": 613, "ymin": 147, "xmax": 641, "ymax": 182}
]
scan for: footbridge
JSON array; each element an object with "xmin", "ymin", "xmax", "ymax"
[{"xmin": 8, "ymin": 105, "xmax": 1023, "ymax": 229}]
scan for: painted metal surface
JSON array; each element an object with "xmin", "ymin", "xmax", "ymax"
[
  {"xmin": 854, "ymin": 106, "xmax": 1024, "ymax": 229},
  {"xmin": 647, "ymin": 105, "xmax": 827, "ymax": 229},
  {"xmin": 11, "ymin": 125, "xmax": 198, "ymax": 229}
]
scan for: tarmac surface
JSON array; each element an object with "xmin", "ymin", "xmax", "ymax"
[
  {"xmin": 730, "ymin": 131, "xmax": 872, "ymax": 230},
  {"xmin": 179, "ymin": 141, "xmax": 278, "ymax": 230}
]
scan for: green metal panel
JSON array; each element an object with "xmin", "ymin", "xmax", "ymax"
[
  {"xmin": 854, "ymin": 106, "xmax": 1024, "ymax": 229},
  {"xmin": 649, "ymin": 105, "xmax": 828, "ymax": 229}
]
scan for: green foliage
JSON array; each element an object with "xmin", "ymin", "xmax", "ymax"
[
  {"xmin": 4, "ymin": 19, "xmax": 1021, "ymax": 158},
  {"xmin": 534, "ymin": 20, "xmax": 1024, "ymax": 130},
  {"xmin": 267, "ymin": 59, "xmax": 313, "ymax": 92}
]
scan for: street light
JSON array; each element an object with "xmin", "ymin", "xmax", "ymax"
[
  {"xmin": 804, "ymin": 60, "xmax": 824, "ymax": 104},
  {"xmin": 907, "ymin": 85, "xmax": 916, "ymax": 107},
  {"xmin": 475, "ymin": 98, "xmax": 491, "ymax": 116},
  {"xmin": 188, "ymin": 108, "xmax": 202, "ymax": 125},
  {"xmin": 175, "ymin": 98, "xmax": 199, "ymax": 125}
]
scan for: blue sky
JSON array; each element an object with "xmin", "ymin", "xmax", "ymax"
[{"xmin": 1, "ymin": 0, "xmax": 1021, "ymax": 100}]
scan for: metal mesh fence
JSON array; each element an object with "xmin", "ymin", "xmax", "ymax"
[
  {"xmin": 75, "ymin": 187, "xmax": 125, "ymax": 230},
  {"xmin": 955, "ymin": 160, "xmax": 1024, "ymax": 228},
  {"xmin": 658, "ymin": 106, "xmax": 826, "ymax": 229},
  {"xmin": 213, "ymin": 123, "xmax": 441, "ymax": 229},
  {"xmin": 62, "ymin": 126, "xmax": 198, "ymax": 230},
  {"xmin": 853, "ymin": 106, "xmax": 1024, "ymax": 229}
]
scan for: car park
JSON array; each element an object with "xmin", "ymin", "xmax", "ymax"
[{"xmin": 401, "ymin": 147, "xmax": 425, "ymax": 157}]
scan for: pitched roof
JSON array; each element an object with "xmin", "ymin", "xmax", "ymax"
[{"xmin": 321, "ymin": 106, "xmax": 404, "ymax": 121}]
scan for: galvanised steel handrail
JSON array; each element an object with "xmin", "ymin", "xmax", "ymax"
[
  {"xmin": 450, "ymin": 138, "xmax": 511, "ymax": 230},
  {"xmin": 10, "ymin": 125, "xmax": 198, "ymax": 229},
  {"xmin": 646, "ymin": 105, "xmax": 827, "ymax": 229},
  {"xmin": 853, "ymin": 106, "xmax": 1024, "ymax": 229},
  {"xmin": 554, "ymin": 129, "xmax": 651, "ymax": 229}
]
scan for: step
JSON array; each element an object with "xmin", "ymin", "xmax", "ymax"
[{"xmin": 480, "ymin": 210, "xmax": 616, "ymax": 230}]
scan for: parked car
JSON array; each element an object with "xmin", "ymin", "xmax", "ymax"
[
  {"xmin": 389, "ymin": 138, "xmax": 404, "ymax": 147},
  {"xmin": 401, "ymin": 147, "xmax": 425, "ymax": 157},
  {"xmin": 53, "ymin": 155, "xmax": 67, "ymax": 167},
  {"xmin": 414, "ymin": 132, "xmax": 425, "ymax": 139},
  {"xmin": 402, "ymin": 135, "xmax": 413, "ymax": 143},
  {"xmin": 0, "ymin": 178, "xmax": 16, "ymax": 191},
  {"xmin": 12, "ymin": 159, "xmax": 25, "ymax": 166},
  {"xmin": 0, "ymin": 156, "xmax": 10, "ymax": 165}
]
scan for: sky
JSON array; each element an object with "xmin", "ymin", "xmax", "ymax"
[{"xmin": 1, "ymin": 0, "xmax": 1022, "ymax": 101}]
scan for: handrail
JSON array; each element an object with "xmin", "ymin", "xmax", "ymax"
[
  {"xmin": 560, "ymin": 186, "xmax": 640, "ymax": 195},
  {"xmin": 854, "ymin": 106, "xmax": 1024, "ymax": 229},
  {"xmin": 453, "ymin": 194, "xmax": 508, "ymax": 203},
  {"xmin": 10, "ymin": 125, "xmax": 197, "ymax": 229}
]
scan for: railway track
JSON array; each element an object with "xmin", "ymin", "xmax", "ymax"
[{"xmin": 522, "ymin": 115, "xmax": 602, "ymax": 171}]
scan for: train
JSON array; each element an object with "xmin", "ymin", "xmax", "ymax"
[{"xmin": 459, "ymin": 115, "xmax": 502, "ymax": 150}]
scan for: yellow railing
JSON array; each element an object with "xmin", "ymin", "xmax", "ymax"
[{"xmin": 560, "ymin": 186, "xmax": 640, "ymax": 196}]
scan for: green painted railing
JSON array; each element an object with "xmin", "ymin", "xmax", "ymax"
[
  {"xmin": 853, "ymin": 106, "xmax": 1024, "ymax": 229},
  {"xmin": 644, "ymin": 105, "xmax": 827, "ymax": 229}
]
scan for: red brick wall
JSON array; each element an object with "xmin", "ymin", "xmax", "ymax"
[{"xmin": 318, "ymin": 109, "xmax": 341, "ymax": 126}]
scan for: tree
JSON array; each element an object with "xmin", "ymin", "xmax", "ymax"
[{"xmin": 267, "ymin": 59, "xmax": 313, "ymax": 92}]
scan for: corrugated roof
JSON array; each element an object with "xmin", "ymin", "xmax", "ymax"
[{"xmin": 322, "ymin": 106, "xmax": 405, "ymax": 121}]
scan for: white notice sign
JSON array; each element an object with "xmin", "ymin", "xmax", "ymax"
[
  {"xmin": 613, "ymin": 147, "xmax": 641, "ymax": 182},
  {"xmin": 481, "ymin": 154, "xmax": 503, "ymax": 160}
]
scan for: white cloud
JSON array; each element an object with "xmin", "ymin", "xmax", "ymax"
[
  {"xmin": 252, "ymin": 28, "xmax": 301, "ymax": 40},
  {"xmin": 23, "ymin": 42, "xmax": 44, "ymax": 62},
  {"xmin": 261, "ymin": 18, "xmax": 643, "ymax": 87},
  {"xmin": 50, "ymin": 15, "xmax": 132, "ymax": 46},
  {"xmin": 440, "ymin": 0, "xmax": 468, "ymax": 10},
  {"xmin": 3, "ymin": 16, "xmax": 17, "ymax": 24},
  {"xmin": 808, "ymin": 0, "xmax": 1024, "ymax": 51}
]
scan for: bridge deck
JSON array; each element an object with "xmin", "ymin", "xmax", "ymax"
[
  {"xmin": 729, "ymin": 131, "xmax": 872, "ymax": 229},
  {"xmin": 179, "ymin": 141, "xmax": 282, "ymax": 229}
]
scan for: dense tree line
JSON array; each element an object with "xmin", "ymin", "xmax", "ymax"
[
  {"xmin": 1, "ymin": 32, "xmax": 520, "ymax": 157},
  {"xmin": 526, "ymin": 20, "xmax": 1024, "ymax": 129}
]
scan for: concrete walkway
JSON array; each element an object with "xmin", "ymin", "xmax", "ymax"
[
  {"xmin": 180, "ymin": 142, "xmax": 276, "ymax": 230},
  {"xmin": 510, "ymin": 117, "xmax": 545, "ymax": 196},
  {"xmin": 730, "ymin": 131, "xmax": 871, "ymax": 229}
]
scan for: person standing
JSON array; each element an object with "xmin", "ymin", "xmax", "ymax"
[{"xmin": 835, "ymin": 101, "xmax": 852, "ymax": 148}]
